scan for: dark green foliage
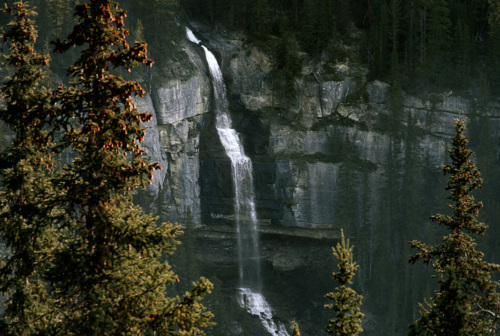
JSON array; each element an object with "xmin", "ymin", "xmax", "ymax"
[
  {"xmin": 488, "ymin": 0, "xmax": 500, "ymax": 92},
  {"xmin": 300, "ymin": 0, "xmax": 334, "ymax": 56},
  {"xmin": 417, "ymin": 0, "xmax": 452, "ymax": 86},
  {"xmin": 409, "ymin": 117, "xmax": 500, "ymax": 335},
  {"xmin": 9, "ymin": 0, "xmax": 499, "ymax": 92},
  {"xmin": 144, "ymin": 0, "xmax": 181, "ymax": 56},
  {"xmin": 272, "ymin": 13, "xmax": 301, "ymax": 101},
  {"xmin": 453, "ymin": 2, "xmax": 475, "ymax": 80},
  {"xmin": 46, "ymin": 1, "xmax": 213, "ymax": 334},
  {"xmin": 468, "ymin": 113, "xmax": 500, "ymax": 260},
  {"xmin": 370, "ymin": 0, "xmax": 389, "ymax": 79},
  {"xmin": 0, "ymin": 1, "xmax": 214, "ymax": 335},
  {"xmin": 388, "ymin": 0, "xmax": 401, "ymax": 86},
  {"xmin": 409, "ymin": 266, "xmax": 469, "ymax": 336},
  {"xmin": 0, "ymin": 3, "xmax": 56, "ymax": 334},
  {"xmin": 325, "ymin": 229, "xmax": 364, "ymax": 336},
  {"xmin": 249, "ymin": 0, "xmax": 271, "ymax": 39}
]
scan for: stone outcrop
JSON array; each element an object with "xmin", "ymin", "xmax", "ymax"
[
  {"xmin": 136, "ymin": 40, "xmax": 212, "ymax": 225},
  {"xmin": 139, "ymin": 23, "xmax": 500, "ymax": 236}
]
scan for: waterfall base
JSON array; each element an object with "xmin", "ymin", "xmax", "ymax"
[{"xmin": 237, "ymin": 288, "xmax": 288, "ymax": 336}]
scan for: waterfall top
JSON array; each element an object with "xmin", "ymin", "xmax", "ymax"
[{"xmin": 186, "ymin": 27, "xmax": 201, "ymax": 44}]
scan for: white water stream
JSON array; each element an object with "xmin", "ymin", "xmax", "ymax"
[{"xmin": 186, "ymin": 27, "xmax": 287, "ymax": 336}]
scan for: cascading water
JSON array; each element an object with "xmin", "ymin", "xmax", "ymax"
[{"xmin": 186, "ymin": 27, "xmax": 287, "ymax": 336}]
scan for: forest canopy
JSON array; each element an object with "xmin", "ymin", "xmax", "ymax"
[
  {"xmin": 182, "ymin": 0, "xmax": 497, "ymax": 93},
  {"xmin": 1, "ymin": 0, "xmax": 499, "ymax": 94}
]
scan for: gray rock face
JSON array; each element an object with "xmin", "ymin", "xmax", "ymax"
[
  {"xmin": 291, "ymin": 162, "xmax": 340, "ymax": 227},
  {"xmin": 140, "ymin": 26, "xmax": 500, "ymax": 236},
  {"xmin": 227, "ymin": 44, "xmax": 273, "ymax": 111},
  {"xmin": 131, "ymin": 26, "xmax": 500, "ymax": 336},
  {"xmin": 136, "ymin": 94, "xmax": 168, "ymax": 197},
  {"xmin": 136, "ymin": 41, "xmax": 212, "ymax": 225},
  {"xmin": 153, "ymin": 74, "xmax": 209, "ymax": 125}
]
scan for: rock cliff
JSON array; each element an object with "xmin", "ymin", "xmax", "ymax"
[
  {"xmin": 136, "ymin": 23, "xmax": 500, "ymax": 335},
  {"xmin": 141, "ymin": 23, "xmax": 500, "ymax": 232}
]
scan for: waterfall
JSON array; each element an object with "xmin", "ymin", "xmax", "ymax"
[{"xmin": 186, "ymin": 27, "xmax": 287, "ymax": 336}]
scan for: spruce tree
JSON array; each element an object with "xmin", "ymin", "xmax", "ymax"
[
  {"xmin": 370, "ymin": 1, "xmax": 389, "ymax": 79},
  {"xmin": 289, "ymin": 320, "xmax": 300, "ymax": 336},
  {"xmin": 249, "ymin": 0, "xmax": 271, "ymax": 39},
  {"xmin": 488, "ymin": 0, "xmax": 500, "ymax": 92},
  {"xmin": 410, "ymin": 266, "xmax": 469, "ymax": 336},
  {"xmin": 416, "ymin": 0, "xmax": 452, "ymax": 86},
  {"xmin": 325, "ymin": 229, "xmax": 364, "ymax": 336},
  {"xmin": 0, "ymin": 2, "xmax": 57, "ymax": 334},
  {"xmin": 41, "ymin": 1, "xmax": 213, "ymax": 334},
  {"xmin": 409, "ymin": 117, "xmax": 500, "ymax": 335},
  {"xmin": 300, "ymin": 0, "xmax": 318, "ymax": 55},
  {"xmin": 272, "ymin": 13, "xmax": 301, "ymax": 102}
]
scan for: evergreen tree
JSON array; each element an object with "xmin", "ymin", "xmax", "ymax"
[
  {"xmin": 370, "ymin": 0, "xmax": 389, "ymax": 78},
  {"xmin": 315, "ymin": 0, "xmax": 333, "ymax": 52},
  {"xmin": 334, "ymin": 0, "xmax": 350, "ymax": 35},
  {"xmin": 409, "ymin": 117, "xmax": 500, "ymax": 335},
  {"xmin": 416, "ymin": 0, "xmax": 452, "ymax": 86},
  {"xmin": 410, "ymin": 266, "xmax": 469, "ymax": 336},
  {"xmin": 452, "ymin": 2, "xmax": 474, "ymax": 81},
  {"xmin": 272, "ymin": 13, "xmax": 301, "ymax": 101},
  {"xmin": 468, "ymin": 114, "xmax": 500, "ymax": 260},
  {"xmin": 300, "ymin": 0, "xmax": 333, "ymax": 56},
  {"xmin": 389, "ymin": 0, "xmax": 401, "ymax": 86},
  {"xmin": 402, "ymin": 0, "xmax": 418, "ymax": 78},
  {"xmin": 46, "ymin": 0, "xmax": 74, "ymax": 39},
  {"xmin": 137, "ymin": 0, "xmax": 181, "ymax": 73},
  {"xmin": 488, "ymin": 0, "xmax": 500, "ymax": 92},
  {"xmin": 334, "ymin": 135, "xmax": 359, "ymax": 232},
  {"xmin": 249, "ymin": 0, "xmax": 271, "ymax": 39},
  {"xmin": 0, "ymin": 3, "xmax": 57, "ymax": 334},
  {"xmin": 129, "ymin": 19, "xmax": 147, "ymax": 82},
  {"xmin": 400, "ymin": 114, "xmax": 428, "ymax": 325},
  {"xmin": 40, "ymin": 1, "xmax": 213, "ymax": 334},
  {"xmin": 290, "ymin": 320, "xmax": 300, "ymax": 336},
  {"xmin": 325, "ymin": 229, "xmax": 364, "ymax": 336},
  {"xmin": 300, "ymin": 0, "xmax": 317, "ymax": 54}
]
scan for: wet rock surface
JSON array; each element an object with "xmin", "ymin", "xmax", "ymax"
[{"xmin": 115, "ymin": 24, "xmax": 500, "ymax": 335}]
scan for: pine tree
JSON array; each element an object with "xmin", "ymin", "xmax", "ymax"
[
  {"xmin": 453, "ymin": 3, "xmax": 474, "ymax": 81},
  {"xmin": 289, "ymin": 320, "xmax": 300, "ymax": 336},
  {"xmin": 0, "ymin": 2, "xmax": 57, "ymax": 334},
  {"xmin": 41, "ymin": 1, "xmax": 213, "ymax": 334},
  {"xmin": 325, "ymin": 229, "xmax": 364, "ymax": 336},
  {"xmin": 46, "ymin": 0, "xmax": 74, "ymax": 39},
  {"xmin": 409, "ymin": 117, "xmax": 500, "ymax": 335},
  {"xmin": 300, "ymin": 0, "xmax": 318, "ymax": 55},
  {"xmin": 249, "ymin": 0, "xmax": 271, "ymax": 39},
  {"xmin": 410, "ymin": 266, "xmax": 469, "ymax": 336},
  {"xmin": 146, "ymin": 0, "xmax": 181, "ymax": 59},
  {"xmin": 370, "ymin": 0, "xmax": 389, "ymax": 79},
  {"xmin": 272, "ymin": 13, "xmax": 301, "ymax": 101},
  {"xmin": 488, "ymin": 0, "xmax": 500, "ymax": 92},
  {"xmin": 416, "ymin": 0, "xmax": 452, "ymax": 86},
  {"xmin": 389, "ymin": 0, "xmax": 401, "ymax": 86}
]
